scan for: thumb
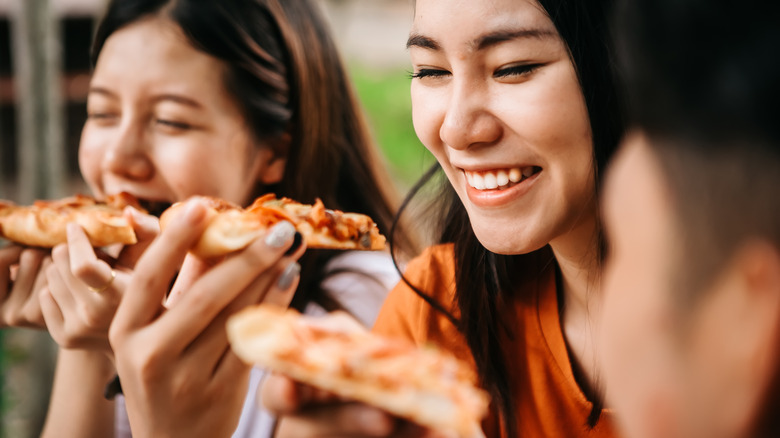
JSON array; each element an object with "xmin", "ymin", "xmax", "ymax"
[{"xmin": 117, "ymin": 206, "xmax": 160, "ymax": 268}]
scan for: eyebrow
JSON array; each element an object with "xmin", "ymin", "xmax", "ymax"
[
  {"xmin": 152, "ymin": 94, "xmax": 203, "ymax": 109},
  {"xmin": 87, "ymin": 86, "xmax": 118, "ymax": 99},
  {"xmin": 88, "ymin": 87, "xmax": 203, "ymax": 109},
  {"xmin": 406, "ymin": 28, "xmax": 556, "ymax": 51}
]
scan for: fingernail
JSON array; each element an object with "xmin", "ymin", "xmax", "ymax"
[
  {"xmin": 283, "ymin": 232, "xmax": 303, "ymax": 256},
  {"xmin": 276, "ymin": 261, "xmax": 301, "ymax": 290},
  {"xmin": 265, "ymin": 221, "xmax": 296, "ymax": 248}
]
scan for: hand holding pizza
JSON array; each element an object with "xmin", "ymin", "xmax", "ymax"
[
  {"xmin": 0, "ymin": 245, "xmax": 48, "ymax": 328},
  {"xmin": 108, "ymin": 199, "xmax": 305, "ymax": 438},
  {"xmin": 265, "ymin": 376, "xmax": 460, "ymax": 438},
  {"xmin": 39, "ymin": 207, "xmax": 159, "ymax": 351}
]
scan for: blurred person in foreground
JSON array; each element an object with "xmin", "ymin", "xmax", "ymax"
[{"xmin": 600, "ymin": 1, "xmax": 780, "ymax": 437}]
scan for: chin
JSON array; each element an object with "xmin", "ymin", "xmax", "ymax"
[{"xmin": 471, "ymin": 225, "xmax": 546, "ymax": 256}]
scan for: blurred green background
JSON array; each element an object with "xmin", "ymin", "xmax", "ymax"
[{"xmin": 350, "ymin": 64, "xmax": 434, "ymax": 188}]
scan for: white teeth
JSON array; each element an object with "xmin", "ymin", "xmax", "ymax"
[
  {"xmin": 483, "ymin": 173, "xmax": 498, "ymax": 189},
  {"xmin": 508, "ymin": 168, "xmax": 522, "ymax": 183},
  {"xmin": 465, "ymin": 167, "xmax": 538, "ymax": 190},
  {"xmin": 465, "ymin": 172, "xmax": 474, "ymax": 187},
  {"xmin": 472, "ymin": 173, "xmax": 486, "ymax": 190},
  {"xmin": 496, "ymin": 170, "xmax": 509, "ymax": 187}
]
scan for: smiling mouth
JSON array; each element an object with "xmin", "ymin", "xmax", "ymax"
[
  {"xmin": 136, "ymin": 199, "xmax": 173, "ymax": 217},
  {"xmin": 464, "ymin": 166, "xmax": 541, "ymax": 191}
]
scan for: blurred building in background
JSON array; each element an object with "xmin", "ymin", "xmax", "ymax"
[{"xmin": 0, "ymin": 0, "xmax": 417, "ymax": 437}]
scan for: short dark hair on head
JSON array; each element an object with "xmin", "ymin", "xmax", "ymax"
[
  {"xmin": 617, "ymin": 0, "xmax": 780, "ymax": 434},
  {"xmin": 617, "ymin": 0, "xmax": 780, "ymax": 146},
  {"xmin": 616, "ymin": 0, "xmax": 780, "ymax": 297}
]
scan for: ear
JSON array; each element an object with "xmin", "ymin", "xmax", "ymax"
[
  {"xmin": 252, "ymin": 134, "xmax": 290, "ymax": 186},
  {"xmin": 257, "ymin": 154, "xmax": 287, "ymax": 185},
  {"xmin": 738, "ymin": 241, "xmax": 780, "ymax": 380},
  {"xmin": 706, "ymin": 241, "xmax": 780, "ymax": 433}
]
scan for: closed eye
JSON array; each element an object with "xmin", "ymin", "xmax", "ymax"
[
  {"xmin": 494, "ymin": 64, "xmax": 541, "ymax": 79},
  {"xmin": 155, "ymin": 119, "xmax": 193, "ymax": 130},
  {"xmin": 409, "ymin": 68, "xmax": 451, "ymax": 80},
  {"xmin": 87, "ymin": 112, "xmax": 117, "ymax": 120}
]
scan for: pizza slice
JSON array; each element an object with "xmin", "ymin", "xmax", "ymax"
[
  {"xmin": 227, "ymin": 305, "xmax": 489, "ymax": 438},
  {"xmin": 0, "ymin": 192, "xmax": 143, "ymax": 248},
  {"xmin": 159, "ymin": 194, "xmax": 386, "ymax": 259}
]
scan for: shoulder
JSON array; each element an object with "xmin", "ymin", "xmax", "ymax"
[
  {"xmin": 400, "ymin": 243, "xmax": 457, "ymax": 297},
  {"xmin": 372, "ymin": 244, "xmax": 458, "ymax": 343}
]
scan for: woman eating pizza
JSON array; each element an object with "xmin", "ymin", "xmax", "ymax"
[
  {"xmin": 261, "ymin": 0, "xmax": 627, "ymax": 436},
  {"xmin": 1, "ymin": 0, "xmax": 416, "ymax": 436}
]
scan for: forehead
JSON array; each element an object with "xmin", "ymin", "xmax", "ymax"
[
  {"xmin": 92, "ymin": 17, "xmax": 227, "ymax": 93},
  {"xmin": 411, "ymin": 0, "xmax": 556, "ymax": 45}
]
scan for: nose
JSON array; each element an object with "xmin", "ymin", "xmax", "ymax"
[
  {"xmin": 439, "ymin": 80, "xmax": 501, "ymax": 150},
  {"xmin": 103, "ymin": 119, "xmax": 153, "ymax": 181}
]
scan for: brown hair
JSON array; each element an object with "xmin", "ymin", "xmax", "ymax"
[{"xmin": 93, "ymin": 0, "xmax": 416, "ymax": 312}]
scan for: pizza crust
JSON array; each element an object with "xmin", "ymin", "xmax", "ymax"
[
  {"xmin": 227, "ymin": 305, "xmax": 489, "ymax": 438},
  {"xmin": 160, "ymin": 194, "xmax": 387, "ymax": 259},
  {"xmin": 0, "ymin": 193, "xmax": 141, "ymax": 248}
]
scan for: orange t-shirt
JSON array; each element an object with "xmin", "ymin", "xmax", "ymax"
[{"xmin": 373, "ymin": 244, "xmax": 617, "ymax": 438}]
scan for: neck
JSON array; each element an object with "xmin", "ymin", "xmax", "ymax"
[
  {"xmin": 549, "ymin": 213, "xmax": 601, "ymax": 313},
  {"xmin": 549, "ymin": 208, "xmax": 603, "ymax": 398}
]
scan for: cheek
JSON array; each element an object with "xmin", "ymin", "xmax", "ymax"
[
  {"xmin": 78, "ymin": 127, "xmax": 106, "ymax": 195},
  {"xmin": 411, "ymin": 85, "xmax": 444, "ymax": 154}
]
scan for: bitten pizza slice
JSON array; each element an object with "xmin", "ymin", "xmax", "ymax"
[
  {"xmin": 0, "ymin": 193, "xmax": 143, "ymax": 248},
  {"xmin": 159, "ymin": 194, "xmax": 386, "ymax": 259}
]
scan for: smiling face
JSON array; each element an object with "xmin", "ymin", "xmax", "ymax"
[
  {"xmin": 409, "ymin": 0, "xmax": 595, "ymax": 255},
  {"xmin": 79, "ymin": 17, "xmax": 285, "ymax": 215}
]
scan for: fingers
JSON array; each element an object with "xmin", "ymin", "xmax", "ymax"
[
  {"xmin": 179, "ymin": 254, "xmax": 300, "ymax": 374},
  {"xmin": 0, "ymin": 245, "xmax": 23, "ymax": 302},
  {"xmin": 110, "ymin": 200, "xmax": 209, "ymax": 334},
  {"xmin": 39, "ymin": 285, "xmax": 66, "ymax": 336},
  {"xmin": 275, "ymin": 402, "xmax": 398, "ymax": 438},
  {"xmin": 64, "ymin": 224, "xmax": 116, "ymax": 292},
  {"xmin": 164, "ymin": 254, "xmax": 211, "ymax": 308},
  {"xmin": 117, "ymin": 207, "xmax": 160, "ymax": 268},
  {"xmin": 2, "ymin": 248, "xmax": 46, "ymax": 326},
  {"xmin": 152, "ymin": 223, "xmax": 300, "ymax": 354},
  {"xmin": 262, "ymin": 373, "xmax": 308, "ymax": 414}
]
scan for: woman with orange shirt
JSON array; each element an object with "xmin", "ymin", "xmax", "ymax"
[{"xmin": 264, "ymin": 0, "xmax": 626, "ymax": 436}]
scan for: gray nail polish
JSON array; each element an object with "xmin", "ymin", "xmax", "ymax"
[
  {"xmin": 276, "ymin": 262, "xmax": 301, "ymax": 290},
  {"xmin": 265, "ymin": 221, "xmax": 296, "ymax": 248}
]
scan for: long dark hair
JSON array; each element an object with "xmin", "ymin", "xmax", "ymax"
[
  {"xmin": 92, "ymin": 0, "xmax": 414, "ymax": 313},
  {"xmin": 392, "ymin": 0, "xmax": 625, "ymax": 435}
]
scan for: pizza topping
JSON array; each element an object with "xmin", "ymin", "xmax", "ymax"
[{"xmin": 160, "ymin": 194, "xmax": 386, "ymax": 258}]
